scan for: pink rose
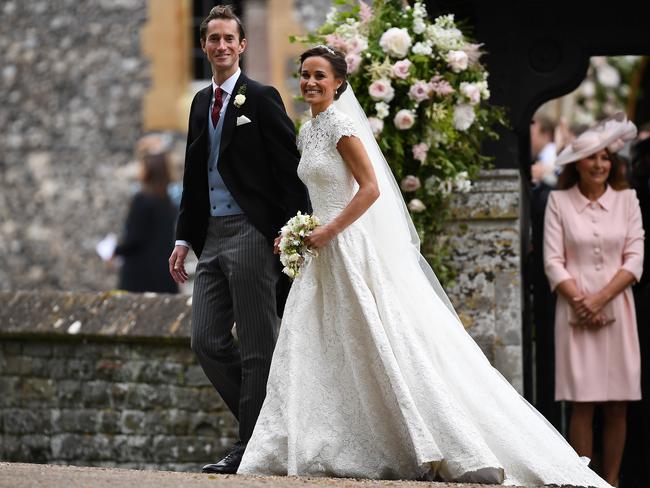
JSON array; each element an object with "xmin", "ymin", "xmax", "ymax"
[
  {"xmin": 368, "ymin": 79, "xmax": 395, "ymax": 102},
  {"xmin": 408, "ymin": 80, "xmax": 432, "ymax": 103},
  {"xmin": 400, "ymin": 175, "xmax": 422, "ymax": 192},
  {"xmin": 429, "ymin": 75, "xmax": 454, "ymax": 97},
  {"xmin": 412, "ymin": 142, "xmax": 429, "ymax": 163},
  {"xmin": 345, "ymin": 52, "xmax": 361, "ymax": 74},
  {"xmin": 460, "ymin": 82, "xmax": 481, "ymax": 105},
  {"xmin": 392, "ymin": 59, "xmax": 412, "ymax": 79},
  {"xmin": 325, "ymin": 34, "xmax": 350, "ymax": 53},
  {"xmin": 393, "ymin": 109, "xmax": 416, "ymax": 130}
]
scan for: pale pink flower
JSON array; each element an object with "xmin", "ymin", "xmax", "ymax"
[
  {"xmin": 359, "ymin": 1, "xmax": 373, "ymax": 23},
  {"xmin": 400, "ymin": 175, "xmax": 422, "ymax": 192},
  {"xmin": 348, "ymin": 37, "xmax": 368, "ymax": 54},
  {"xmin": 453, "ymin": 103, "xmax": 475, "ymax": 131},
  {"xmin": 460, "ymin": 82, "xmax": 481, "ymax": 105},
  {"xmin": 462, "ymin": 43, "xmax": 483, "ymax": 65},
  {"xmin": 446, "ymin": 50, "xmax": 469, "ymax": 73},
  {"xmin": 412, "ymin": 142, "xmax": 429, "ymax": 163},
  {"xmin": 392, "ymin": 59, "xmax": 412, "ymax": 79},
  {"xmin": 408, "ymin": 80, "xmax": 432, "ymax": 103},
  {"xmin": 368, "ymin": 79, "xmax": 395, "ymax": 102},
  {"xmin": 429, "ymin": 75, "xmax": 454, "ymax": 97},
  {"xmin": 407, "ymin": 198, "xmax": 427, "ymax": 213},
  {"xmin": 325, "ymin": 34, "xmax": 350, "ymax": 53},
  {"xmin": 393, "ymin": 109, "xmax": 416, "ymax": 130},
  {"xmin": 368, "ymin": 117, "xmax": 384, "ymax": 137},
  {"xmin": 345, "ymin": 52, "xmax": 362, "ymax": 74}
]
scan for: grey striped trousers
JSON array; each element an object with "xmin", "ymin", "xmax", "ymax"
[{"xmin": 191, "ymin": 215, "xmax": 280, "ymax": 443}]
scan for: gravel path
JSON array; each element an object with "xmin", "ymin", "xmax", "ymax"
[{"xmin": 0, "ymin": 463, "xmax": 535, "ymax": 488}]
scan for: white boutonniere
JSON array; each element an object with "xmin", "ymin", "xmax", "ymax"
[{"xmin": 233, "ymin": 84, "xmax": 247, "ymax": 108}]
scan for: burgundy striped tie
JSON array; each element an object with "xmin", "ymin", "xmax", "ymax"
[{"xmin": 211, "ymin": 87, "xmax": 223, "ymax": 127}]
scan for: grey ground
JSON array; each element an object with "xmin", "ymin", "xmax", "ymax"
[{"xmin": 0, "ymin": 463, "xmax": 537, "ymax": 488}]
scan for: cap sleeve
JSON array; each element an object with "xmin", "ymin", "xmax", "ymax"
[{"xmin": 329, "ymin": 110, "xmax": 358, "ymax": 145}]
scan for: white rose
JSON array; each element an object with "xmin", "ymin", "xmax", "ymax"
[
  {"xmin": 234, "ymin": 94, "xmax": 246, "ymax": 107},
  {"xmin": 375, "ymin": 102, "xmax": 390, "ymax": 119},
  {"xmin": 460, "ymin": 82, "xmax": 481, "ymax": 105},
  {"xmin": 393, "ymin": 109, "xmax": 416, "ymax": 130},
  {"xmin": 446, "ymin": 50, "xmax": 469, "ymax": 73},
  {"xmin": 368, "ymin": 79, "xmax": 395, "ymax": 102},
  {"xmin": 379, "ymin": 27, "xmax": 412, "ymax": 58},
  {"xmin": 407, "ymin": 198, "xmax": 426, "ymax": 213},
  {"xmin": 453, "ymin": 103, "xmax": 475, "ymax": 131}
]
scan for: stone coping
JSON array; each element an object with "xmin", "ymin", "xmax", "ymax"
[{"xmin": 0, "ymin": 291, "xmax": 192, "ymax": 343}]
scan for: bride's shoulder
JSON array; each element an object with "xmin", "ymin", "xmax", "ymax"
[{"xmin": 325, "ymin": 106, "xmax": 357, "ymax": 142}]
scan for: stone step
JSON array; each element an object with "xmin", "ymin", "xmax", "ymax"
[{"xmin": 0, "ymin": 463, "xmax": 536, "ymax": 488}]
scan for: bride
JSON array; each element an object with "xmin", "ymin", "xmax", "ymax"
[{"xmin": 237, "ymin": 45, "xmax": 612, "ymax": 488}]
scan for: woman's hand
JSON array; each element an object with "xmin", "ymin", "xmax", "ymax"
[
  {"xmin": 304, "ymin": 225, "xmax": 337, "ymax": 249},
  {"xmin": 572, "ymin": 292, "xmax": 607, "ymax": 321},
  {"xmin": 273, "ymin": 236, "xmax": 281, "ymax": 255}
]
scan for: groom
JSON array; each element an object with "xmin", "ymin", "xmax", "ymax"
[{"xmin": 169, "ymin": 5, "xmax": 309, "ymax": 474}]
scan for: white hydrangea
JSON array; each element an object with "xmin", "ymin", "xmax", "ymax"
[
  {"xmin": 375, "ymin": 101, "xmax": 390, "ymax": 119},
  {"xmin": 425, "ymin": 15, "xmax": 464, "ymax": 51},
  {"xmin": 411, "ymin": 41, "xmax": 433, "ymax": 56}
]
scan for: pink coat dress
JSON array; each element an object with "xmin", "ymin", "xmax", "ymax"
[{"xmin": 544, "ymin": 184, "xmax": 644, "ymax": 401}]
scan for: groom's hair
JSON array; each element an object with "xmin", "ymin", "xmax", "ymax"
[
  {"xmin": 200, "ymin": 5, "xmax": 246, "ymax": 42},
  {"xmin": 300, "ymin": 46, "xmax": 348, "ymax": 100}
]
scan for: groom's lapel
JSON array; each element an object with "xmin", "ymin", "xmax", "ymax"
[{"xmin": 218, "ymin": 73, "xmax": 247, "ymax": 161}]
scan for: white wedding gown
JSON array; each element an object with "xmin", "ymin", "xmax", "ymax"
[{"xmin": 237, "ymin": 104, "xmax": 611, "ymax": 488}]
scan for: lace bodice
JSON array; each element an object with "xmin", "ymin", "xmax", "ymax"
[{"xmin": 297, "ymin": 104, "xmax": 358, "ymax": 223}]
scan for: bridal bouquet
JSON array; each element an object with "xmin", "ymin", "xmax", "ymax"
[{"xmin": 279, "ymin": 212, "xmax": 321, "ymax": 279}]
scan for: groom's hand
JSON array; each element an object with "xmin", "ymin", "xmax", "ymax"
[{"xmin": 169, "ymin": 245, "xmax": 190, "ymax": 283}]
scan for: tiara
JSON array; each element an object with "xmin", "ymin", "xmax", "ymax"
[{"xmin": 315, "ymin": 44, "xmax": 336, "ymax": 55}]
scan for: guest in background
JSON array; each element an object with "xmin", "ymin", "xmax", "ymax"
[
  {"xmin": 530, "ymin": 114, "xmax": 558, "ymax": 186},
  {"xmin": 113, "ymin": 151, "xmax": 179, "ymax": 294},
  {"xmin": 621, "ymin": 135, "xmax": 650, "ymax": 487},
  {"xmin": 544, "ymin": 113, "xmax": 644, "ymax": 486}
]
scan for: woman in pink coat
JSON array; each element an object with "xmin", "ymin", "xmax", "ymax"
[{"xmin": 544, "ymin": 113, "xmax": 644, "ymax": 485}]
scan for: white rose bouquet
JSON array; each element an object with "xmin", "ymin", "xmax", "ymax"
[{"xmin": 279, "ymin": 212, "xmax": 321, "ymax": 279}]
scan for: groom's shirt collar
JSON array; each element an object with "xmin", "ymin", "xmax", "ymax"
[{"xmin": 211, "ymin": 68, "xmax": 241, "ymax": 98}]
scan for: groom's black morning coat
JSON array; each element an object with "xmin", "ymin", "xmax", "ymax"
[{"xmin": 176, "ymin": 74, "xmax": 310, "ymax": 258}]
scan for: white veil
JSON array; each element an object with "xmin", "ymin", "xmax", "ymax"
[{"xmin": 334, "ymin": 86, "xmax": 459, "ymax": 322}]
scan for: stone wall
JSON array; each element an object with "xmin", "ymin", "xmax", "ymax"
[
  {"xmin": 446, "ymin": 170, "xmax": 522, "ymax": 392},
  {"xmin": 0, "ymin": 0, "xmax": 149, "ymax": 291},
  {"xmin": 0, "ymin": 291, "xmax": 237, "ymax": 470}
]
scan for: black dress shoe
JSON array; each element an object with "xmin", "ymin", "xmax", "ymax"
[{"xmin": 202, "ymin": 443, "xmax": 246, "ymax": 474}]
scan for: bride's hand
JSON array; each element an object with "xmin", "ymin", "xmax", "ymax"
[{"xmin": 304, "ymin": 225, "xmax": 337, "ymax": 249}]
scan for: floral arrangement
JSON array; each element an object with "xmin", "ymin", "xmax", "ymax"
[
  {"xmin": 572, "ymin": 56, "xmax": 641, "ymax": 127},
  {"xmin": 292, "ymin": 0, "xmax": 505, "ymax": 282},
  {"xmin": 279, "ymin": 212, "xmax": 321, "ymax": 279}
]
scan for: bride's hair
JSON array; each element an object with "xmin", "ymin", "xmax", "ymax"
[{"xmin": 299, "ymin": 46, "xmax": 348, "ymax": 100}]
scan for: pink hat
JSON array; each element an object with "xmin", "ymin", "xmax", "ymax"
[{"xmin": 554, "ymin": 112, "xmax": 637, "ymax": 166}]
